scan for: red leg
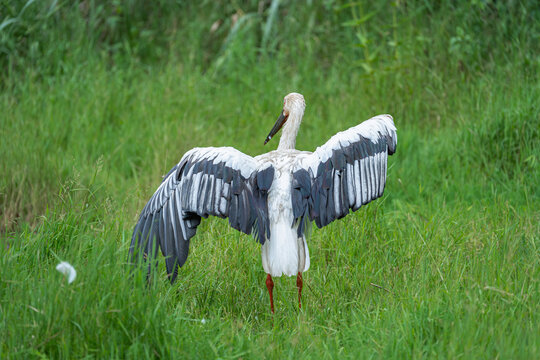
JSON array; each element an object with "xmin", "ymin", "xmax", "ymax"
[
  {"xmin": 297, "ymin": 272, "xmax": 303, "ymax": 309},
  {"xmin": 266, "ymin": 274, "xmax": 275, "ymax": 314}
]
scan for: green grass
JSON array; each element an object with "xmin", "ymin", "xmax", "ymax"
[{"xmin": 1, "ymin": 1, "xmax": 539, "ymax": 358}]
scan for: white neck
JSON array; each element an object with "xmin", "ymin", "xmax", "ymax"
[{"xmin": 278, "ymin": 106, "xmax": 304, "ymax": 150}]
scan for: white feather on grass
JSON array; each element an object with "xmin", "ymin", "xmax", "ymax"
[{"xmin": 56, "ymin": 262, "xmax": 77, "ymax": 284}]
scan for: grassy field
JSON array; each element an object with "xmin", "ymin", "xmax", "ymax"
[{"xmin": 1, "ymin": 1, "xmax": 539, "ymax": 358}]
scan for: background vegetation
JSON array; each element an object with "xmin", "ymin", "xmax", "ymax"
[{"xmin": 1, "ymin": 0, "xmax": 539, "ymax": 358}]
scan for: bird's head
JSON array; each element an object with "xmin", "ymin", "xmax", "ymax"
[{"xmin": 264, "ymin": 93, "xmax": 306, "ymax": 145}]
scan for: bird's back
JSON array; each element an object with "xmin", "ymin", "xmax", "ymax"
[
  {"xmin": 255, "ymin": 149, "xmax": 312, "ymax": 226},
  {"xmin": 256, "ymin": 150, "xmax": 312, "ymax": 277}
]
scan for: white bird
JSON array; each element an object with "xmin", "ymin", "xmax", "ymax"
[{"xmin": 129, "ymin": 93, "xmax": 397, "ymax": 313}]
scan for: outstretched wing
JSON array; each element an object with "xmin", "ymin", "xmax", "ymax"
[
  {"xmin": 129, "ymin": 147, "xmax": 274, "ymax": 282},
  {"xmin": 291, "ymin": 115, "xmax": 397, "ymax": 235}
]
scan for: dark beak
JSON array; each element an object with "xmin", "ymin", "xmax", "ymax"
[{"xmin": 264, "ymin": 110, "xmax": 288, "ymax": 145}]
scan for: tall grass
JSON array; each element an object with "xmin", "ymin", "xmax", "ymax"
[{"xmin": 1, "ymin": 1, "xmax": 539, "ymax": 358}]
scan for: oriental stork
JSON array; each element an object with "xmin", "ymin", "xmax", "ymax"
[{"xmin": 129, "ymin": 93, "xmax": 397, "ymax": 313}]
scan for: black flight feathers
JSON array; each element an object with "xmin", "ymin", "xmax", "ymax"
[
  {"xmin": 129, "ymin": 153, "xmax": 274, "ymax": 282},
  {"xmin": 291, "ymin": 132, "xmax": 395, "ymax": 234}
]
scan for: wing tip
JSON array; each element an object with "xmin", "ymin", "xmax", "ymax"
[{"xmin": 377, "ymin": 114, "xmax": 397, "ymax": 155}]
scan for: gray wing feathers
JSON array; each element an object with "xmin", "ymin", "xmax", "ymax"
[
  {"xmin": 291, "ymin": 115, "xmax": 397, "ymax": 233},
  {"xmin": 129, "ymin": 147, "xmax": 274, "ymax": 283}
]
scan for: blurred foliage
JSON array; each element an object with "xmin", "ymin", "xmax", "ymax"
[{"xmin": 1, "ymin": 0, "xmax": 539, "ymax": 80}]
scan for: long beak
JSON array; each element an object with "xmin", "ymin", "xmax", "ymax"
[{"xmin": 264, "ymin": 110, "xmax": 288, "ymax": 145}]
